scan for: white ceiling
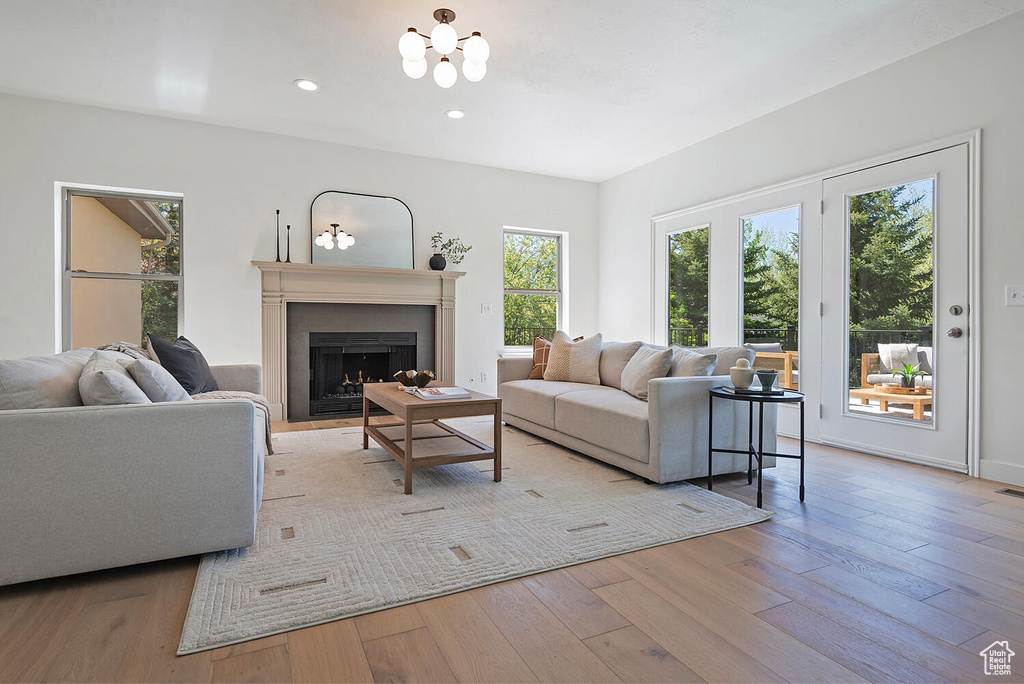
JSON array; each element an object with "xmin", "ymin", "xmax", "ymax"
[{"xmin": 0, "ymin": 0, "xmax": 1021, "ymax": 181}]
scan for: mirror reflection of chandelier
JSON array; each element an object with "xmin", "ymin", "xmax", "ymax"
[
  {"xmin": 315, "ymin": 223, "xmax": 355, "ymax": 251},
  {"xmin": 398, "ymin": 8, "xmax": 490, "ymax": 88}
]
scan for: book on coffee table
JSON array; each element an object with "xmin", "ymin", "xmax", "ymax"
[{"xmin": 404, "ymin": 386, "xmax": 472, "ymax": 400}]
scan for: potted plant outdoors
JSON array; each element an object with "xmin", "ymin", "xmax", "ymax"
[
  {"xmin": 891, "ymin": 362, "xmax": 927, "ymax": 389},
  {"xmin": 429, "ymin": 232, "xmax": 472, "ymax": 271}
]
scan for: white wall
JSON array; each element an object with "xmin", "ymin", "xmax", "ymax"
[
  {"xmin": 597, "ymin": 11, "xmax": 1024, "ymax": 484},
  {"xmin": 0, "ymin": 94, "xmax": 599, "ymax": 395}
]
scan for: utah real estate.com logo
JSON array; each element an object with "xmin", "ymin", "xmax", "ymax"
[{"xmin": 980, "ymin": 640, "xmax": 1015, "ymax": 677}]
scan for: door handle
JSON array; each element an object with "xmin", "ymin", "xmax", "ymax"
[{"xmin": 947, "ymin": 327, "xmax": 964, "ymax": 339}]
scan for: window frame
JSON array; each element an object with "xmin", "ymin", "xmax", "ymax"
[
  {"xmin": 502, "ymin": 227, "xmax": 564, "ymax": 350},
  {"xmin": 61, "ymin": 186, "xmax": 184, "ymax": 351}
]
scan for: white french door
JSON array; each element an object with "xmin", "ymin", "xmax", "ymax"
[{"xmin": 819, "ymin": 145, "xmax": 970, "ymax": 470}]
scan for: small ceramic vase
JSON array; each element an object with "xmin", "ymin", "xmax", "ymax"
[
  {"xmin": 730, "ymin": 358, "xmax": 756, "ymax": 389},
  {"xmin": 756, "ymin": 370, "xmax": 778, "ymax": 392}
]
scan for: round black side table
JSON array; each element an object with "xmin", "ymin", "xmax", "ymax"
[{"xmin": 707, "ymin": 386, "xmax": 805, "ymax": 508}]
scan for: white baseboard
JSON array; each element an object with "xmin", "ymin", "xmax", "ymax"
[{"xmin": 978, "ymin": 459, "xmax": 1024, "ymax": 488}]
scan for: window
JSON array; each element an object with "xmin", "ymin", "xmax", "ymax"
[
  {"xmin": 503, "ymin": 230, "xmax": 561, "ymax": 346},
  {"xmin": 63, "ymin": 190, "xmax": 182, "ymax": 350},
  {"xmin": 667, "ymin": 226, "xmax": 709, "ymax": 346},
  {"xmin": 741, "ymin": 206, "xmax": 800, "ymax": 350}
]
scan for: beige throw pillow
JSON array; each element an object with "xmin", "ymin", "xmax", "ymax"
[
  {"xmin": 79, "ymin": 351, "xmax": 152, "ymax": 406},
  {"xmin": 669, "ymin": 347, "xmax": 718, "ymax": 377},
  {"xmin": 543, "ymin": 331, "xmax": 602, "ymax": 384},
  {"xmin": 619, "ymin": 345, "xmax": 673, "ymax": 401},
  {"xmin": 599, "ymin": 341, "xmax": 643, "ymax": 389}
]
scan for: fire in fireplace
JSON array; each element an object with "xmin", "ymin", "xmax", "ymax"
[{"xmin": 309, "ymin": 332, "xmax": 416, "ymax": 417}]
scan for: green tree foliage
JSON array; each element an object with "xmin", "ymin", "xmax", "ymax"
[
  {"xmin": 668, "ymin": 228, "xmax": 709, "ymax": 336},
  {"xmin": 743, "ymin": 220, "xmax": 799, "ymax": 333},
  {"xmin": 140, "ymin": 202, "xmax": 180, "ymax": 345},
  {"xmin": 503, "ymin": 233, "xmax": 559, "ymax": 345},
  {"xmin": 849, "ymin": 186, "xmax": 932, "ymax": 330}
]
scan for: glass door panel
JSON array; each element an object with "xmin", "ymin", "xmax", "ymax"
[
  {"xmin": 820, "ymin": 145, "xmax": 969, "ymax": 471},
  {"xmin": 742, "ymin": 206, "xmax": 800, "ymax": 389},
  {"xmin": 847, "ymin": 180, "xmax": 934, "ymax": 423}
]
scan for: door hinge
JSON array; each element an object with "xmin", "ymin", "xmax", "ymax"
[
  {"xmin": 819, "ymin": 302, "xmax": 824, "ymax": 316},
  {"xmin": 818, "ymin": 404, "xmax": 823, "ymax": 419},
  {"xmin": 819, "ymin": 200, "xmax": 824, "ymax": 215}
]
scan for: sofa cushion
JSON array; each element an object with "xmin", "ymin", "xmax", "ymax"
[
  {"xmin": 79, "ymin": 351, "xmax": 152, "ymax": 406},
  {"xmin": 555, "ymin": 390, "xmax": 650, "ymax": 463},
  {"xmin": 680, "ymin": 346, "xmax": 754, "ymax": 374},
  {"xmin": 620, "ymin": 345, "xmax": 673, "ymax": 401},
  {"xmin": 0, "ymin": 348, "xmax": 95, "ymax": 410},
  {"xmin": 499, "ymin": 379, "xmax": 614, "ymax": 429},
  {"xmin": 599, "ymin": 341, "xmax": 642, "ymax": 389},
  {"xmin": 543, "ymin": 331, "xmax": 602, "ymax": 385},
  {"xmin": 122, "ymin": 357, "xmax": 192, "ymax": 402},
  {"xmin": 669, "ymin": 347, "xmax": 717, "ymax": 377},
  {"xmin": 148, "ymin": 335, "xmax": 219, "ymax": 395}
]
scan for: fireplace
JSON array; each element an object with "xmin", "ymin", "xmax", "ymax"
[{"xmin": 309, "ymin": 331, "xmax": 417, "ymax": 417}]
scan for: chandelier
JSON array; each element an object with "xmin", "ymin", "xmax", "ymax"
[
  {"xmin": 315, "ymin": 223, "xmax": 355, "ymax": 251},
  {"xmin": 398, "ymin": 8, "xmax": 490, "ymax": 88}
]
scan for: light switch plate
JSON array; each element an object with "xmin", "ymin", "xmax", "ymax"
[{"xmin": 1007, "ymin": 286, "xmax": 1024, "ymax": 306}]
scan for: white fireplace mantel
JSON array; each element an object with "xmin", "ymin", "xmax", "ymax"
[{"xmin": 254, "ymin": 261, "xmax": 464, "ymax": 420}]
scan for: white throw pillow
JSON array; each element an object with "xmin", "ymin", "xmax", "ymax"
[
  {"xmin": 599, "ymin": 340, "xmax": 643, "ymax": 388},
  {"xmin": 79, "ymin": 351, "xmax": 152, "ymax": 406},
  {"xmin": 669, "ymin": 347, "xmax": 718, "ymax": 377},
  {"xmin": 543, "ymin": 331, "xmax": 602, "ymax": 384},
  {"xmin": 619, "ymin": 345, "xmax": 673, "ymax": 401},
  {"xmin": 121, "ymin": 357, "xmax": 192, "ymax": 402}
]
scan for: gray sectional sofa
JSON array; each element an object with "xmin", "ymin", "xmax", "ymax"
[
  {"xmin": 0, "ymin": 350, "xmax": 266, "ymax": 586},
  {"xmin": 497, "ymin": 345, "xmax": 776, "ymax": 484}
]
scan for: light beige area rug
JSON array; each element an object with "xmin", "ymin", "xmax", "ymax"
[{"xmin": 178, "ymin": 418, "xmax": 771, "ymax": 654}]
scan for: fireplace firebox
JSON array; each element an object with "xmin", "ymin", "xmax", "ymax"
[{"xmin": 309, "ymin": 332, "xmax": 416, "ymax": 418}]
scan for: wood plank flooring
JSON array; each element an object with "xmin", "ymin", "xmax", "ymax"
[{"xmin": 1, "ymin": 428, "xmax": 1022, "ymax": 683}]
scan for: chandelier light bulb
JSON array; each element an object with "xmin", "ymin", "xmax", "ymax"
[
  {"xmin": 433, "ymin": 57, "xmax": 457, "ymax": 88},
  {"xmin": 323, "ymin": 239, "xmax": 334, "ymax": 250},
  {"xmin": 398, "ymin": 28, "xmax": 426, "ymax": 60},
  {"xmin": 430, "ymin": 21, "xmax": 458, "ymax": 55},
  {"xmin": 463, "ymin": 32, "xmax": 489, "ymax": 63},
  {"xmin": 462, "ymin": 59, "xmax": 486, "ymax": 82},
  {"xmin": 402, "ymin": 57, "xmax": 428, "ymax": 79}
]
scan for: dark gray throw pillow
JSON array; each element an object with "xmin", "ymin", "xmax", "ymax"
[{"xmin": 147, "ymin": 335, "xmax": 219, "ymax": 395}]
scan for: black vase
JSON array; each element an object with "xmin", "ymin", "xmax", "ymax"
[{"xmin": 429, "ymin": 253, "xmax": 447, "ymax": 271}]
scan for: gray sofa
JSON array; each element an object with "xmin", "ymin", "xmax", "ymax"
[
  {"xmin": 0, "ymin": 352, "xmax": 266, "ymax": 586},
  {"xmin": 497, "ymin": 345, "xmax": 776, "ymax": 484}
]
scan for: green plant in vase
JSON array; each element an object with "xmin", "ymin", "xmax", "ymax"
[
  {"xmin": 891, "ymin": 362, "xmax": 926, "ymax": 389},
  {"xmin": 429, "ymin": 232, "xmax": 472, "ymax": 271}
]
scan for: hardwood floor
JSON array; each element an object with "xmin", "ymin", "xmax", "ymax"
[{"xmin": 1, "ymin": 428, "xmax": 1022, "ymax": 683}]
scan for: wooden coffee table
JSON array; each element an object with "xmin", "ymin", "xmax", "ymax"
[
  {"xmin": 362, "ymin": 382, "xmax": 502, "ymax": 494},
  {"xmin": 849, "ymin": 386, "xmax": 932, "ymax": 420}
]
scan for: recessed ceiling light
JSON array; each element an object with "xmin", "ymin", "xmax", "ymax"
[
  {"xmin": 294, "ymin": 79, "xmax": 320, "ymax": 91},
  {"xmin": 445, "ymin": 109, "xmax": 465, "ymax": 119}
]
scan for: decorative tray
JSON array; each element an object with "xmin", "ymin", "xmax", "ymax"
[
  {"xmin": 874, "ymin": 385, "xmax": 929, "ymax": 395},
  {"xmin": 723, "ymin": 386, "xmax": 785, "ymax": 396}
]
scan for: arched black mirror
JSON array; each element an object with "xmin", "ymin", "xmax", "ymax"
[{"xmin": 310, "ymin": 191, "xmax": 414, "ymax": 269}]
